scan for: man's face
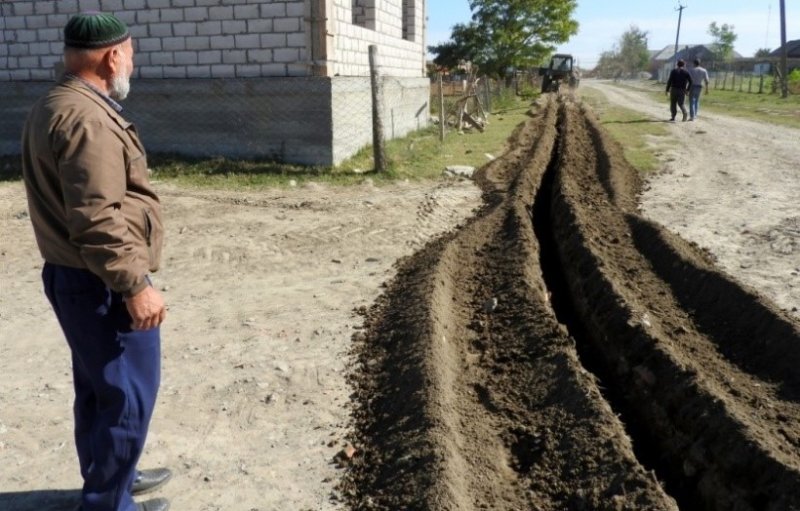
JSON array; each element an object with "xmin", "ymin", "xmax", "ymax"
[{"xmin": 110, "ymin": 38, "xmax": 134, "ymax": 101}]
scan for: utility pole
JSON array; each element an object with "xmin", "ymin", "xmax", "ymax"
[
  {"xmin": 780, "ymin": 0, "xmax": 788, "ymax": 98},
  {"xmin": 673, "ymin": 3, "xmax": 687, "ymax": 69}
]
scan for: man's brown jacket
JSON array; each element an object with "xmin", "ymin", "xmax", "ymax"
[{"xmin": 22, "ymin": 77, "xmax": 163, "ymax": 296}]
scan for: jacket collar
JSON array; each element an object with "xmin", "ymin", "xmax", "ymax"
[{"xmin": 58, "ymin": 75, "xmax": 131, "ymax": 129}]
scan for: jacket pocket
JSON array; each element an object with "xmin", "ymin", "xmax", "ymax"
[{"xmin": 142, "ymin": 206, "xmax": 163, "ymax": 271}]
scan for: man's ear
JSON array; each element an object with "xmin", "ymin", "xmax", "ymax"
[{"xmin": 105, "ymin": 45, "xmax": 123, "ymax": 76}]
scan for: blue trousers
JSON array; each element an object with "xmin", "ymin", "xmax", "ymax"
[
  {"xmin": 689, "ymin": 86, "xmax": 703, "ymax": 118},
  {"xmin": 43, "ymin": 263, "xmax": 160, "ymax": 511}
]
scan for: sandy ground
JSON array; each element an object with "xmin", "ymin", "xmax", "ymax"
[{"xmin": 1, "ymin": 80, "xmax": 798, "ymax": 511}]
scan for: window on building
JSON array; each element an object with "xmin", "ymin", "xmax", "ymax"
[
  {"xmin": 352, "ymin": 0, "xmax": 375, "ymax": 30},
  {"xmin": 402, "ymin": 0, "xmax": 414, "ymax": 41}
]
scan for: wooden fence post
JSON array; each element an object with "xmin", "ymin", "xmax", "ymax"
[
  {"xmin": 438, "ymin": 74, "xmax": 445, "ymax": 142},
  {"xmin": 369, "ymin": 45, "xmax": 387, "ymax": 173}
]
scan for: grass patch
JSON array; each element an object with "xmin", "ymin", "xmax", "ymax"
[
  {"xmin": 615, "ymin": 79, "xmax": 800, "ymax": 129},
  {"xmin": 579, "ymin": 87, "xmax": 669, "ymax": 174}
]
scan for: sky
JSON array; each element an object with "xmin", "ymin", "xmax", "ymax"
[{"xmin": 426, "ymin": 0, "xmax": 800, "ymax": 68}]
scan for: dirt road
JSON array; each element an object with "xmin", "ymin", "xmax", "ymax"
[{"xmin": 1, "ymin": 82, "xmax": 799, "ymax": 511}]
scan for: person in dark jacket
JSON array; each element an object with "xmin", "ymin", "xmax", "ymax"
[
  {"xmin": 21, "ymin": 12, "xmax": 172, "ymax": 511},
  {"xmin": 665, "ymin": 59, "xmax": 693, "ymax": 121}
]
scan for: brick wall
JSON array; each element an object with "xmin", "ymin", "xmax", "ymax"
[
  {"xmin": 332, "ymin": 0, "xmax": 425, "ymax": 77},
  {"xmin": 1, "ymin": 0, "xmax": 426, "ymax": 80}
]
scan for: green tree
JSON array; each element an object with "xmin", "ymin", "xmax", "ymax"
[
  {"xmin": 430, "ymin": 0, "xmax": 579, "ymax": 78},
  {"xmin": 754, "ymin": 48, "xmax": 772, "ymax": 58},
  {"xmin": 708, "ymin": 22, "xmax": 738, "ymax": 62},
  {"xmin": 428, "ymin": 22, "xmax": 483, "ymax": 71},
  {"xmin": 616, "ymin": 25, "xmax": 650, "ymax": 78}
]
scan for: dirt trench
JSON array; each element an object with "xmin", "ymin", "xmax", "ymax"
[{"xmin": 340, "ymin": 93, "xmax": 800, "ymax": 511}]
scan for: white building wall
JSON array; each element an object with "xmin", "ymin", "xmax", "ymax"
[{"xmin": 331, "ymin": 0, "xmax": 424, "ymax": 77}]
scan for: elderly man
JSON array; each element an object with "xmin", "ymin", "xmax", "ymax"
[{"xmin": 21, "ymin": 12, "xmax": 171, "ymax": 511}]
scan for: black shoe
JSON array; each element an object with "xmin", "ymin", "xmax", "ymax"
[
  {"xmin": 136, "ymin": 498, "xmax": 170, "ymax": 511},
  {"xmin": 133, "ymin": 468, "xmax": 173, "ymax": 495}
]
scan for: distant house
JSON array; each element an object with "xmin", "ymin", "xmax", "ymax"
[
  {"xmin": 769, "ymin": 39, "xmax": 800, "ymax": 58},
  {"xmin": 649, "ymin": 44, "xmax": 742, "ymax": 81}
]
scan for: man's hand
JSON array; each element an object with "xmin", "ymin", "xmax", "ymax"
[{"xmin": 125, "ymin": 285, "xmax": 166, "ymax": 330}]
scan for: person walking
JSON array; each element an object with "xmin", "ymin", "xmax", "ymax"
[
  {"xmin": 688, "ymin": 58, "xmax": 710, "ymax": 120},
  {"xmin": 21, "ymin": 12, "xmax": 172, "ymax": 511},
  {"xmin": 665, "ymin": 59, "xmax": 693, "ymax": 122}
]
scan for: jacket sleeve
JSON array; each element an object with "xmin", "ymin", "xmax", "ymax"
[{"xmin": 54, "ymin": 118, "xmax": 150, "ymax": 296}]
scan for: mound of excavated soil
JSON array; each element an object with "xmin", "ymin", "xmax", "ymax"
[{"xmin": 342, "ymin": 93, "xmax": 800, "ymax": 510}]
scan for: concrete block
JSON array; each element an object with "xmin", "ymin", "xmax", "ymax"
[
  {"xmin": 260, "ymin": 3, "xmax": 286, "ymax": 17},
  {"xmin": 26, "ymin": 15, "xmax": 48, "ymax": 29},
  {"xmin": 274, "ymin": 48, "xmax": 299, "ymax": 63},
  {"xmin": 260, "ymin": 34, "xmax": 285, "ymax": 48},
  {"xmin": 184, "ymin": 7, "xmax": 208, "ymax": 22},
  {"xmin": 115, "ymin": 11, "xmax": 136, "ymax": 24},
  {"xmin": 31, "ymin": 69, "xmax": 54, "ymax": 80},
  {"xmin": 150, "ymin": 52, "xmax": 175, "ymax": 65},
  {"xmin": 247, "ymin": 49, "xmax": 272, "ymax": 63},
  {"xmin": 286, "ymin": 63, "xmax": 310, "ymax": 77},
  {"xmin": 172, "ymin": 0, "xmax": 195, "ymax": 6},
  {"xmin": 247, "ymin": 19, "xmax": 272, "ymax": 33},
  {"xmin": 13, "ymin": 3, "xmax": 34, "ymax": 16},
  {"xmin": 174, "ymin": 51, "xmax": 199, "ymax": 65},
  {"xmin": 0, "ymin": 71, "xmax": 10, "ymax": 82},
  {"xmin": 139, "ymin": 66, "xmax": 163, "ymax": 78},
  {"xmin": 234, "ymin": 34, "xmax": 260, "ymax": 49},
  {"xmin": 29, "ymin": 42, "xmax": 51, "ymax": 55},
  {"xmin": 123, "ymin": 0, "xmax": 146, "ymax": 10},
  {"xmin": 138, "ymin": 37, "xmax": 162, "ymax": 52},
  {"xmin": 236, "ymin": 64, "xmax": 261, "ymax": 77},
  {"xmin": 222, "ymin": 50, "xmax": 246, "ymax": 64},
  {"xmin": 261, "ymin": 63, "xmax": 287, "ymax": 76},
  {"xmin": 35, "ymin": 2, "xmax": 57, "ymax": 15},
  {"xmin": 174, "ymin": 22, "xmax": 197, "ymax": 36},
  {"xmin": 19, "ymin": 56, "xmax": 40, "ymax": 69},
  {"xmin": 48, "ymin": 13, "xmax": 70, "ymax": 27},
  {"xmin": 160, "ymin": 8, "xmax": 184, "ymax": 23},
  {"xmin": 146, "ymin": 0, "xmax": 172, "ymax": 7},
  {"xmin": 16, "ymin": 31, "xmax": 38, "ymax": 44},
  {"xmin": 186, "ymin": 36, "xmax": 211, "ymax": 50},
  {"xmin": 136, "ymin": 9, "xmax": 160, "ymax": 24},
  {"xmin": 209, "ymin": 6, "xmax": 233, "ymax": 19},
  {"xmin": 286, "ymin": 2, "xmax": 306, "ymax": 17},
  {"xmin": 198, "ymin": 50, "xmax": 221, "ymax": 65},
  {"xmin": 186, "ymin": 65, "xmax": 211, "ymax": 78},
  {"xmin": 222, "ymin": 20, "xmax": 247, "ymax": 35},
  {"xmin": 197, "ymin": 21, "xmax": 222, "ymax": 35},
  {"xmin": 36, "ymin": 28, "xmax": 61, "ymax": 42},
  {"xmin": 163, "ymin": 66, "xmax": 187, "ymax": 78},
  {"xmin": 100, "ymin": 0, "xmax": 124, "ymax": 10},
  {"xmin": 129, "ymin": 25, "xmax": 148, "ymax": 38},
  {"xmin": 210, "ymin": 35, "xmax": 235, "ymax": 50},
  {"xmin": 234, "ymin": 4, "xmax": 259, "ymax": 19},
  {"xmin": 274, "ymin": 18, "xmax": 301, "ymax": 32},
  {"xmin": 149, "ymin": 23, "xmax": 173, "ymax": 37},
  {"xmin": 286, "ymin": 32, "xmax": 305, "ymax": 48},
  {"xmin": 5, "ymin": 17, "xmax": 26, "ymax": 30},
  {"xmin": 211, "ymin": 64, "xmax": 235, "ymax": 78},
  {"xmin": 163, "ymin": 37, "xmax": 186, "ymax": 51},
  {"xmin": 10, "ymin": 69, "xmax": 32, "ymax": 80}
]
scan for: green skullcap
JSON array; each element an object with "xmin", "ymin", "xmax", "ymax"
[{"xmin": 64, "ymin": 12, "xmax": 130, "ymax": 49}]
